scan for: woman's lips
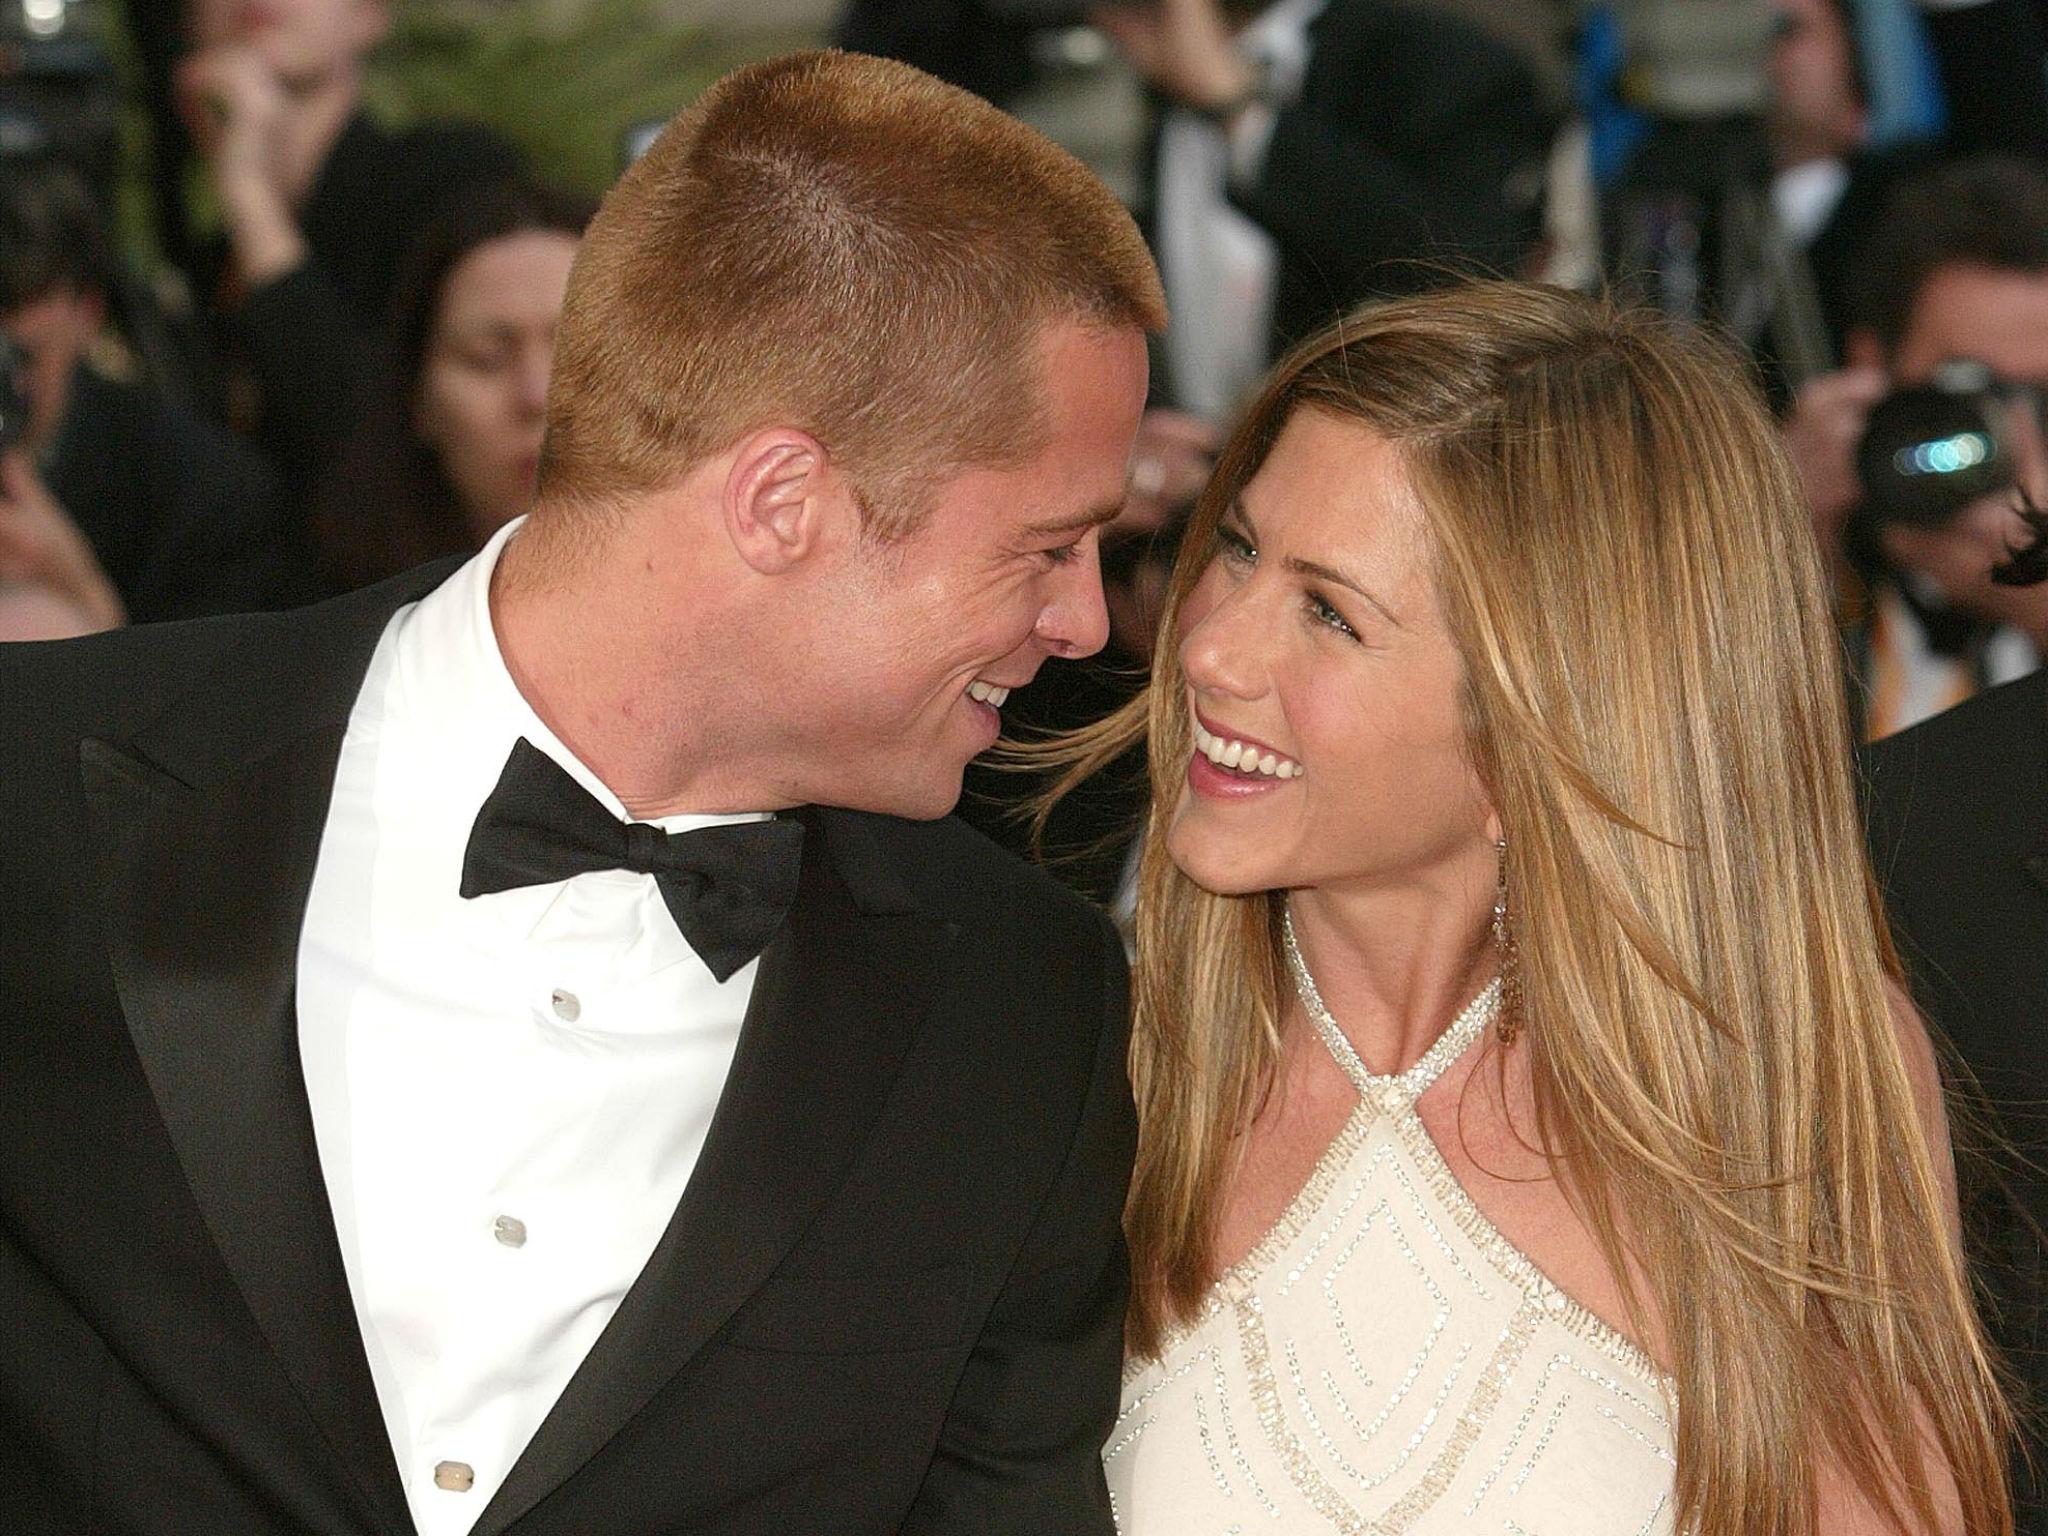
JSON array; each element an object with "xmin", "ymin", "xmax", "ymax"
[{"xmin": 1186, "ymin": 747, "xmax": 1292, "ymax": 799}]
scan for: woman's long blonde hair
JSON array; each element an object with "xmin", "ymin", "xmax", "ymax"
[{"xmin": 1041, "ymin": 282, "xmax": 2011, "ymax": 1534}]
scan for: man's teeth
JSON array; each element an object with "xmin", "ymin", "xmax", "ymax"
[
  {"xmin": 967, "ymin": 680, "xmax": 1011, "ymax": 707},
  {"xmin": 1192, "ymin": 722, "xmax": 1303, "ymax": 779}
]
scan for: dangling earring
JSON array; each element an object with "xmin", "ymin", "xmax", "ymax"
[{"xmin": 1491, "ymin": 835, "xmax": 1523, "ymax": 1046}]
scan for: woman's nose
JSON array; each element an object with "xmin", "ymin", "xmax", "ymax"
[{"xmin": 1179, "ymin": 575, "xmax": 1267, "ymax": 701}]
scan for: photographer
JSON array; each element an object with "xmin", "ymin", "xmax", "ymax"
[
  {"xmin": 0, "ymin": 156, "xmax": 307, "ymax": 634},
  {"xmin": 1782, "ymin": 156, "xmax": 2048, "ymax": 737}
]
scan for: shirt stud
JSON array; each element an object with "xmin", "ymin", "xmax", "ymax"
[
  {"xmin": 433, "ymin": 1460, "xmax": 475, "ymax": 1492},
  {"xmin": 549, "ymin": 987, "xmax": 580, "ymax": 1023},
  {"xmin": 493, "ymin": 1214, "xmax": 528, "ymax": 1249}
]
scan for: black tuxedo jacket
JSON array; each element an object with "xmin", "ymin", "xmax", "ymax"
[
  {"xmin": 1861, "ymin": 668, "xmax": 2048, "ymax": 1533},
  {"xmin": 1229, "ymin": 0, "xmax": 1557, "ymax": 354},
  {"xmin": 0, "ymin": 563, "xmax": 1136, "ymax": 1535}
]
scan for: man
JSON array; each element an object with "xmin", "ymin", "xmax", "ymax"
[
  {"xmin": 177, "ymin": 0, "xmax": 520, "ymax": 495},
  {"xmin": 1862, "ymin": 511, "xmax": 2048, "ymax": 1533},
  {"xmin": 0, "ymin": 51, "xmax": 1160, "ymax": 1534},
  {"xmin": 1095, "ymin": 0, "xmax": 1558, "ymax": 420},
  {"xmin": 1780, "ymin": 156, "xmax": 2048, "ymax": 737},
  {"xmin": 1761, "ymin": 0, "xmax": 2048, "ymax": 364},
  {"xmin": 0, "ymin": 155, "xmax": 307, "ymax": 631}
]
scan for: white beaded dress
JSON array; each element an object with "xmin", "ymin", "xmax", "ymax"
[{"xmin": 1104, "ymin": 930, "xmax": 1678, "ymax": 1535}]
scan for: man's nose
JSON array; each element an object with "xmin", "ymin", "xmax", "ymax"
[{"xmin": 1035, "ymin": 545, "xmax": 1112, "ymax": 660}]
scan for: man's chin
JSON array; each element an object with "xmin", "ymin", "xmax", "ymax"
[{"xmin": 829, "ymin": 769, "xmax": 968, "ymax": 823}]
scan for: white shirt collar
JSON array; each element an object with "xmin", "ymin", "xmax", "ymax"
[
  {"xmin": 391, "ymin": 516, "xmax": 770, "ymax": 837},
  {"xmin": 1241, "ymin": 0, "xmax": 1326, "ymax": 68},
  {"xmin": 1772, "ymin": 156, "xmax": 1851, "ymax": 250}
]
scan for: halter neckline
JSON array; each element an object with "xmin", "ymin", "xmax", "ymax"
[{"xmin": 1282, "ymin": 904, "xmax": 1501, "ymax": 1114}]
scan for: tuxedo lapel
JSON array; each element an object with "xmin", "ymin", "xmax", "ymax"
[
  {"xmin": 77, "ymin": 563, "xmax": 459, "ymax": 1536},
  {"xmin": 474, "ymin": 810, "xmax": 953, "ymax": 1536},
  {"xmin": 2022, "ymin": 689, "xmax": 2048, "ymax": 903},
  {"xmin": 83, "ymin": 729, "xmax": 412, "ymax": 1536}
]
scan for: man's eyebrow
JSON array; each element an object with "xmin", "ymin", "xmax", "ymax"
[{"xmin": 1021, "ymin": 498, "xmax": 1127, "ymax": 538}]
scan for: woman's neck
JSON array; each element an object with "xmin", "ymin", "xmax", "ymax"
[{"xmin": 1283, "ymin": 855, "xmax": 1498, "ymax": 1076}]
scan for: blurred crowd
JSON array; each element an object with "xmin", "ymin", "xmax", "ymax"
[{"xmin": 3, "ymin": 0, "xmax": 2046, "ymax": 751}]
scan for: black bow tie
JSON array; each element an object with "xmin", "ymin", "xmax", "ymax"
[{"xmin": 460, "ymin": 737, "xmax": 804, "ymax": 982}]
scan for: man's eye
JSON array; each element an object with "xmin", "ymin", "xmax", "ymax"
[{"xmin": 1043, "ymin": 540, "xmax": 1083, "ymax": 565}]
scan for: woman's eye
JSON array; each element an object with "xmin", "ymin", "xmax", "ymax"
[
  {"xmin": 1309, "ymin": 593, "xmax": 1357, "ymax": 639},
  {"xmin": 1216, "ymin": 527, "xmax": 1256, "ymax": 565}
]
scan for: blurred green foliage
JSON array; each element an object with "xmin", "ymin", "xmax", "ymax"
[
  {"xmin": 97, "ymin": 0, "xmax": 820, "ymax": 266},
  {"xmin": 366, "ymin": 0, "xmax": 821, "ymax": 197}
]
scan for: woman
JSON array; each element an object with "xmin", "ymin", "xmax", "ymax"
[
  {"xmin": 311, "ymin": 176, "xmax": 595, "ymax": 591},
  {"xmin": 1048, "ymin": 282, "xmax": 2011, "ymax": 1533}
]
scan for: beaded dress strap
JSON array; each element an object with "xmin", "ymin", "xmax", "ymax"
[{"xmin": 1282, "ymin": 905, "xmax": 1500, "ymax": 1112}]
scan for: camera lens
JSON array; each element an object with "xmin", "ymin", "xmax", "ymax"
[{"xmin": 1855, "ymin": 363, "xmax": 2015, "ymax": 529}]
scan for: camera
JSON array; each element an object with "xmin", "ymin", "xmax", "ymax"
[
  {"xmin": 0, "ymin": 333, "xmax": 30, "ymax": 452},
  {"xmin": 1854, "ymin": 361, "xmax": 2032, "ymax": 529}
]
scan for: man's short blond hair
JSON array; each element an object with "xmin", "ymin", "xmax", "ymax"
[{"xmin": 536, "ymin": 50, "xmax": 1166, "ymax": 533}]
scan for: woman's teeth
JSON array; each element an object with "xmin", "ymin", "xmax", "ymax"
[
  {"xmin": 1192, "ymin": 722, "xmax": 1303, "ymax": 779},
  {"xmin": 967, "ymin": 680, "xmax": 1012, "ymax": 707}
]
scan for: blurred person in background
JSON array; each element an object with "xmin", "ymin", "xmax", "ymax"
[
  {"xmin": 0, "ymin": 155, "xmax": 305, "ymax": 639},
  {"xmin": 1094, "ymin": 0, "xmax": 1559, "ymax": 423},
  {"xmin": 310, "ymin": 178, "xmax": 595, "ymax": 593},
  {"xmin": 1768, "ymin": 0, "xmax": 2048, "ymax": 353},
  {"xmin": 176, "ymin": 0, "xmax": 521, "ymax": 501},
  {"xmin": 833, "ymin": 0, "xmax": 1043, "ymax": 108},
  {"xmin": 1781, "ymin": 157, "xmax": 2048, "ymax": 737},
  {"xmin": 1864, "ymin": 509, "xmax": 2048, "ymax": 1533}
]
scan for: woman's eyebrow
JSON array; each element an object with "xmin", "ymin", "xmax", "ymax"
[{"xmin": 1284, "ymin": 553, "xmax": 1401, "ymax": 627}]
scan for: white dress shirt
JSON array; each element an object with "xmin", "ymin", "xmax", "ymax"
[
  {"xmin": 297, "ymin": 519, "xmax": 768, "ymax": 1535},
  {"xmin": 1771, "ymin": 155, "xmax": 1852, "ymax": 250}
]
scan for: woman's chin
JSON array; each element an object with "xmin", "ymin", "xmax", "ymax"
[{"xmin": 1164, "ymin": 814, "xmax": 1280, "ymax": 899}]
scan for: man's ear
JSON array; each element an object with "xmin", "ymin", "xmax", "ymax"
[{"xmin": 722, "ymin": 429, "xmax": 842, "ymax": 575}]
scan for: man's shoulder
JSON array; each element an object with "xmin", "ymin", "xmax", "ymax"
[
  {"xmin": 1863, "ymin": 668, "xmax": 2048, "ymax": 798},
  {"xmin": 0, "ymin": 562, "xmax": 458, "ymax": 765},
  {"xmin": 836, "ymin": 809, "xmax": 1119, "ymax": 953},
  {"xmin": 1860, "ymin": 670, "xmax": 2048, "ymax": 886},
  {"xmin": 0, "ymin": 610, "xmax": 268, "ymax": 740}
]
